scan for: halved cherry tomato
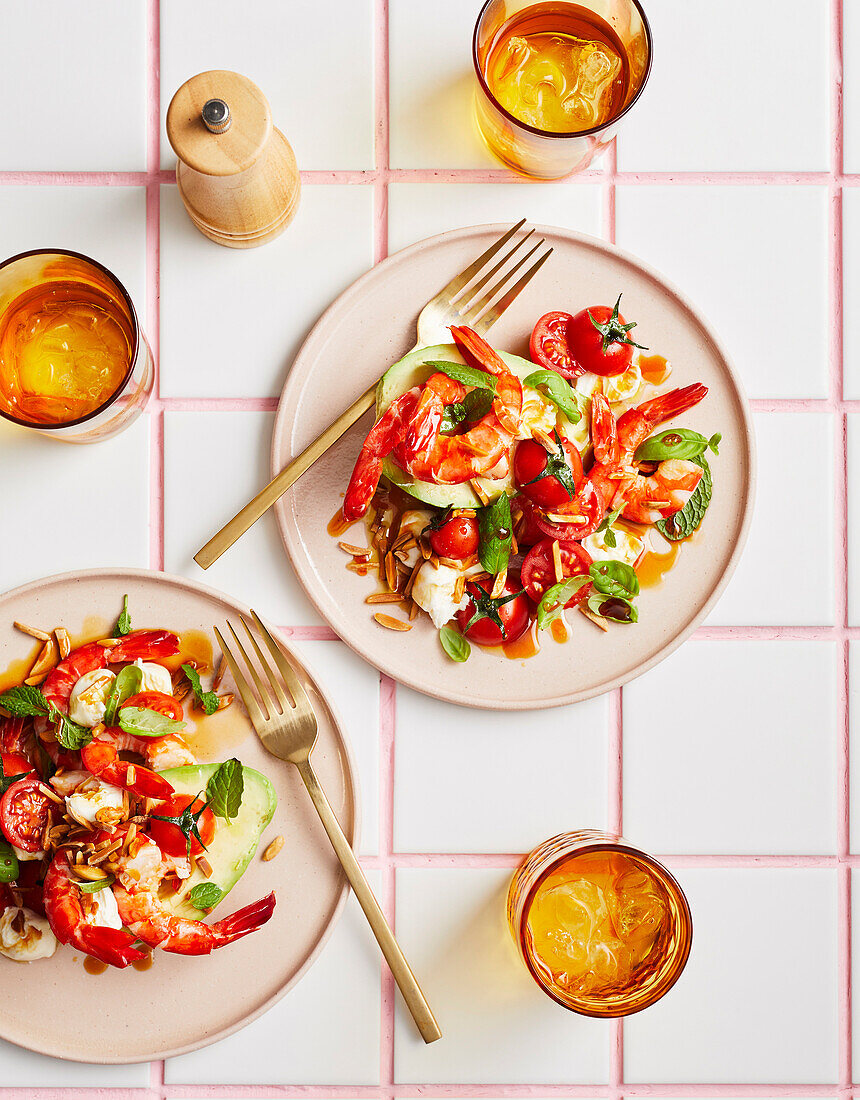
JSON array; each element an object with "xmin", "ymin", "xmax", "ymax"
[
  {"xmin": 521, "ymin": 538, "xmax": 593, "ymax": 605},
  {"xmin": 123, "ymin": 691, "xmax": 183, "ymax": 721},
  {"xmin": 147, "ymin": 794, "xmax": 215, "ymax": 858},
  {"xmin": 533, "ymin": 481, "xmax": 606, "ymax": 542},
  {"xmin": 529, "ymin": 311, "xmax": 581, "ymax": 379},
  {"xmin": 511, "ymin": 495, "xmax": 546, "ymax": 549},
  {"xmin": 1, "ymin": 753, "xmax": 32, "ymax": 780},
  {"xmin": 0, "ymin": 777, "xmax": 56, "ymax": 853},
  {"xmin": 565, "ymin": 299, "xmax": 642, "ymax": 377},
  {"xmin": 455, "ymin": 575, "xmax": 531, "ymax": 646},
  {"xmin": 514, "ymin": 437, "xmax": 583, "ymax": 510},
  {"xmin": 428, "ymin": 515, "xmax": 479, "ymax": 560}
]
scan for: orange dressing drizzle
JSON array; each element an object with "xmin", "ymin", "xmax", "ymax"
[
  {"xmin": 327, "ymin": 506, "xmax": 352, "ymax": 538},
  {"xmin": 550, "ymin": 618, "xmax": 569, "ymax": 645},
  {"xmin": 635, "ymin": 541, "xmax": 681, "ymax": 589},
  {"xmin": 502, "ymin": 620, "xmax": 541, "ymax": 661},
  {"xmin": 83, "ymin": 957, "xmax": 108, "ymax": 976}
]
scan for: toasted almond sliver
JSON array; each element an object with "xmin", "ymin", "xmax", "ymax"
[
  {"xmin": 453, "ymin": 508, "xmax": 477, "ymax": 518},
  {"xmin": 14, "ymin": 621, "xmax": 51, "ymax": 642},
  {"xmin": 453, "ymin": 573, "xmax": 466, "ymax": 604},
  {"xmin": 491, "ymin": 571, "xmax": 507, "ymax": 599},
  {"xmin": 384, "ymin": 552, "xmax": 398, "ymax": 592},
  {"xmin": 545, "ymin": 513, "xmax": 586, "ymax": 525},
  {"xmin": 54, "ymin": 627, "xmax": 71, "ymax": 659},
  {"xmin": 72, "ymin": 864, "xmax": 109, "ymax": 882},
  {"xmin": 25, "ymin": 670, "xmax": 50, "ymax": 686},
  {"xmin": 212, "ymin": 657, "xmax": 226, "ymax": 691},
  {"xmin": 338, "ymin": 541, "xmax": 372, "ymax": 557},
  {"xmin": 533, "ymin": 428, "xmax": 557, "ymax": 451},
  {"xmin": 404, "ymin": 560, "xmax": 423, "ymax": 598},
  {"xmin": 579, "ymin": 605, "xmax": 610, "ymax": 633},
  {"xmin": 366, "ymin": 592, "xmax": 407, "ymax": 605},
  {"xmin": 28, "ymin": 638, "xmax": 58, "ymax": 681},
  {"xmin": 126, "ymin": 765, "xmax": 137, "ymax": 788},
  {"xmin": 37, "ymin": 783, "xmax": 64, "ymax": 805},
  {"xmin": 346, "ymin": 561, "xmax": 378, "ymax": 574},
  {"xmin": 552, "ymin": 540, "xmax": 563, "ymax": 585},
  {"xmin": 97, "ymin": 638, "xmax": 120, "ymax": 648},
  {"xmin": 373, "ymin": 613, "xmax": 413, "ymax": 632},
  {"xmin": 262, "ymin": 835, "xmax": 285, "ymax": 862},
  {"xmin": 419, "ymin": 540, "xmax": 432, "ymax": 560},
  {"xmin": 196, "ymin": 855, "xmax": 214, "ymax": 878},
  {"xmin": 409, "ymin": 600, "xmax": 419, "ymax": 621},
  {"xmin": 470, "ymin": 480, "xmax": 490, "ymax": 506},
  {"xmin": 215, "ymin": 693, "xmax": 234, "ymax": 712}
]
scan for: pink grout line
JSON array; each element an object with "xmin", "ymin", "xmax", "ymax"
[
  {"xmin": 155, "ymin": 1085, "xmax": 845, "ymax": 1097},
  {"xmin": 146, "ymin": 0, "xmax": 164, "ymax": 580},
  {"xmin": 368, "ymin": 852, "xmax": 860, "ymax": 868},
  {"xmin": 159, "ymin": 396, "xmax": 280, "ymax": 412}
]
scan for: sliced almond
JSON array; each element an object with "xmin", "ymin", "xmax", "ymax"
[
  {"xmin": 579, "ymin": 605, "xmax": 610, "ymax": 632},
  {"xmin": 373, "ymin": 613, "xmax": 413, "ymax": 632},
  {"xmin": 544, "ymin": 513, "xmax": 585, "ymax": 525},
  {"xmin": 365, "ymin": 592, "xmax": 407, "ymax": 605},
  {"xmin": 212, "ymin": 658, "xmax": 226, "ymax": 691},
  {"xmin": 196, "ymin": 855, "xmax": 214, "ymax": 878},
  {"xmin": 14, "ymin": 621, "xmax": 51, "ymax": 642},
  {"xmin": 338, "ymin": 541, "xmax": 372, "ymax": 557},
  {"xmin": 453, "ymin": 573, "xmax": 466, "ymax": 604},
  {"xmin": 533, "ymin": 428, "xmax": 557, "ymax": 451},
  {"xmin": 28, "ymin": 638, "xmax": 58, "ymax": 682},
  {"xmin": 491, "ymin": 571, "xmax": 507, "ymax": 598},
  {"xmin": 215, "ymin": 693, "xmax": 234, "ymax": 711},
  {"xmin": 54, "ymin": 627, "xmax": 71, "ymax": 659},
  {"xmin": 470, "ymin": 480, "xmax": 490, "ymax": 506},
  {"xmin": 552, "ymin": 540, "xmax": 564, "ymax": 584},
  {"xmin": 262, "ymin": 835, "xmax": 285, "ymax": 862},
  {"xmin": 72, "ymin": 864, "xmax": 109, "ymax": 882},
  {"xmin": 404, "ymin": 560, "xmax": 423, "ymax": 598},
  {"xmin": 408, "ymin": 600, "xmax": 419, "ymax": 621}
]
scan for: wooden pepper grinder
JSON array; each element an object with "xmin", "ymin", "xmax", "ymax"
[{"xmin": 166, "ymin": 70, "xmax": 300, "ymax": 248}]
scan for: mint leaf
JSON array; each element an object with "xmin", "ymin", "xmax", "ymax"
[
  {"xmin": 477, "ymin": 494, "xmax": 513, "ymax": 576},
  {"xmin": 594, "ymin": 507, "xmax": 622, "ymax": 550},
  {"xmin": 114, "ymin": 594, "xmax": 131, "ymax": 638},
  {"xmin": 524, "ymin": 370, "xmax": 582, "ymax": 422},
  {"xmin": 103, "ymin": 663, "xmax": 143, "ymax": 727},
  {"xmin": 205, "ymin": 758, "xmax": 244, "ymax": 822},
  {"xmin": 48, "ymin": 705, "xmax": 92, "ymax": 750},
  {"xmin": 79, "ymin": 876, "xmax": 114, "ymax": 894},
  {"xmin": 181, "ymin": 664, "xmax": 220, "ymax": 717},
  {"xmin": 439, "ymin": 626, "xmax": 470, "ymax": 663},
  {"xmin": 656, "ymin": 456, "xmax": 712, "ymax": 541},
  {"xmin": 187, "ymin": 881, "xmax": 224, "ymax": 911},
  {"xmin": 535, "ymin": 576, "xmax": 592, "ymax": 630},
  {"xmin": 440, "ymin": 388, "xmax": 494, "ymax": 434},
  {"xmin": 118, "ymin": 707, "xmax": 186, "ymax": 738},
  {"xmin": 0, "ymin": 685, "xmax": 49, "ymax": 718},
  {"xmin": 424, "ymin": 359, "xmax": 498, "ymax": 393}
]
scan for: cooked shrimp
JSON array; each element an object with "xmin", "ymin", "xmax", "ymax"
[
  {"xmin": 43, "ymin": 852, "xmax": 146, "ymax": 969},
  {"xmin": 0, "ymin": 715, "xmax": 31, "ymax": 758},
  {"xmin": 620, "ymin": 458, "xmax": 704, "ymax": 524},
  {"xmin": 80, "ymin": 730, "xmax": 176, "ymax": 800},
  {"xmin": 113, "ymin": 837, "xmax": 275, "ymax": 955},
  {"xmin": 343, "ymin": 390, "xmax": 421, "ymax": 521}
]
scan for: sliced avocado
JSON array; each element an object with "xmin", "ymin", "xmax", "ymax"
[
  {"xmin": 157, "ymin": 762, "xmax": 277, "ymax": 919},
  {"xmin": 376, "ymin": 343, "xmax": 536, "ymax": 510}
]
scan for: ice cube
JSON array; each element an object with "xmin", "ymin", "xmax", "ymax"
[
  {"xmin": 608, "ymin": 868, "xmax": 668, "ymax": 941},
  {"xmin": 495, "ymin": 35, "xmax": 535, "ymax": 84},
  {"xmin": 561, "ymin": 41, "xmax": 622, "ymax": 126}
]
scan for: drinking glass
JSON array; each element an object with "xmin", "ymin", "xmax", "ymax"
[
  {"xmin": 0, "ymin": 249, "xmax": 154, "ymax": 444},
  {"xmin": 472, "ymin": 0, "xmax": 652, "ymax": 179}
]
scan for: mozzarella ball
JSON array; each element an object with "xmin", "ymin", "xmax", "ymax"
[
  {"xmin": 68, "ymin": 669, "xmax": 115, "ymax": 728},
  {"xmin": 133, "ymin": 660, "xmax": 173, "ymax": 695},
  {"xmin": 411, "ymin": 562, "xmax": 469, "ymax": 629},
  {"xmin": 0, "ymin": 907, "xmax": 56, "ymax": 962}
]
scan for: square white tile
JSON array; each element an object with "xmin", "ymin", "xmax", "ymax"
[
  {"xmin": 615, "ymin": 185, "xmax": 830, "ymax": 399},
  {"xmin": 394, "ymin": 690, "xmax": 608, "ymax": 853},
  {"xmin": 844, "ymin": 0, "xmax": 860, "ymax": 174},
  {"xmin": 616, "ymin": 0, "xmax": 829, "ymax": 171},
  {"xmin": 0, "ymin": 1040, "xmax": 150, "ymax": 1087},
  {"xmin": 163, "ymin": 411, "xmax": 323, "ymax": 625},
  {"xmin": 160, "ymin": 0, "xmax": 374, "ymax": 171},
  {"xmin": 166, "ymin": 874, "xmax": 382, "ymax": 1085},
  {"xmin": 624, "ymin": 639, "xmax": 838, "ymax": 854},
  {"xmin": 624, "ymin": 867, "xmax": 838, "ymax": 1082},
  {"xmin": 707, "ymin": 411, "xmax": 835, "ymax": 626},
  {"xmin": 159, "ymin": 184, "xmax": 373, "ymax": 398},
  {"xmin": 842, "ymin": 191, "xmax": 860, "ymax": 399},
  {"xmin": 0, "ymin": 413, "xmax": 150, "ymax": 590},
  {"xmin": 849, "ymin": 415, "xmax": 860, "ymax": 625},
  {"xmin": 293, "ymin": 640, "xmax": 380, "ymax": 855},
  {"xmin": 393, "ymin": 868, "xmax": 610, "ymax": 1083},
  {"xmin": 0, "ymin": 0, "xmax": 146, "ymax": 170},
  {"xmin": 387, "ymin": 182, "xmax": 603, "ymax": 253},
  {"xmin": 0, "ymin": 185, "xmax": 148, "ymax": 315}
]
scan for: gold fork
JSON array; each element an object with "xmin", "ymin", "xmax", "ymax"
[
  {"xmin": 214, "ymin": 610, "xmax": 442, "ymax": 1044},
  {"xmin": 195, "ymin": 220, "xmax": 553, "ymax": 569}
]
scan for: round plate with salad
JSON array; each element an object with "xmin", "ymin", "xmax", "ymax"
[
  {"xmin": 273, "ymin": 224, "xmax": 754, "ymax": 710},
  {"xmin": 0, "ymin": 568, "xmax": 358, "ymax": 1063}
]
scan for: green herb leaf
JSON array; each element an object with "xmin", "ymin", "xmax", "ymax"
[
  {"xmin": 205, "ymin": 758, "xmax": 244, "ymax": 822},
  {"xmin": 521, "ymin": 431, "xmax": 578, "ymax": 500},
  {"xmin": 51, "ymin": 706, "xmax": 93, "ymax": 750},
  {"xmin": 634, "ymin": 426, "xmax": 722, "ymax": 463},
  {"xmin": 439, "ymin": 625, "xmax": 470, "ymax": 663},
  {"xmin": 103, "ymin": 663, "xmax": 143, "ymax": 727},
  {"xmin": 187, "ymin": 881, "xmax": 224, "ymax": 911},
  {"xmin": 181, "ymin": 664, "xmax": 220, "ymax": 717},
  {"xmin": 113, "ymin": 594, "xmax": 131, "ymax": 638},
  {"xmin": 0, "ymin": 685, "xmax": 49, "ymax": 718},
  {"xmin": 588, "ymin": 293, "xmax": 647, "ymax": 353},
  {"xmin": 440, "ymin": 388, "xmax": 495, "ymax": 434},
  {"xmin": 524, "ymin": 370, "xmax": 582, "ymax": 422},
  {"xmin": 589, "ymin": 560, "xmax": 639, "ymax": 600},
  {"xmin": 79, "ymin": 875, "xmax": 115, "ymax": 894},
  {"xmin": 464, "ymin": 585, "xmax": 524, "ymax": 640},
  {"xmin": 477, "ymin": 493, "xmax": 513, "ymax": 576},
  {"xmin": 586, "ymin": 592, "xmax": 639, "ymax": 624},
  {"xmin": 656, "ymin": 455, "xmax": 712, "ymax": 542},
  {"xmin": 118, "ymin": 707, "xmax": 186, "ymax": 738},
  {"xmin": 535, "ymin": 576, "xmax": 592, "ymax": 630},
  {"xmin": 0, "ymin": 840, "xmax": 19, "ymax": 883},
  {"xmin": 424, "ymin": 359, "xmax": 498, "ymax": 393},
  {"xmin": 594, "ymin": 507, "xmax": 622, "ymax": 550},
  {"xmin": 0, "ymin": 756, "xmax": 32, "ymax": 797}
]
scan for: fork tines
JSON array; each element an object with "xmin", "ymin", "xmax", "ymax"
[{"xmin": 214, "ymin": 610, "xmax": 308, "ymax": 724}]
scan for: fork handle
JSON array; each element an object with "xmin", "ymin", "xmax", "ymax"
[
  {"xmin": 194, "ymin": 382, "xmax": 378, "ymax": 570},
  {"xmin": 296, "ymin": 757, "xmax": 442, "ymax": 1044}
]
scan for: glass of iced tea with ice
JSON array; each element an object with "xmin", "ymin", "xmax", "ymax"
[
  {"xmin": 0, "ymin": 249, "xmax": 153, "ymax": 443},
  {"xmin": 473, "ymin": 0, "xmax": 652, "ymax": 178},
  {"xmin": 508, "ymin": 831, "xmax": 691, "ymax": 1017}
]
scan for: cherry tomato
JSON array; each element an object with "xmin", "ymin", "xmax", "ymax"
[
  {"xmin": 565, "ymin": 298, "xmax": 642, "ymax": 377},
  {"xmin": 533, "ymin": 482, "xmax": 606, "ymax": 542},
  {"xmin": 14, "ymin": 860, "xmax": 46, "ymax": 916},
  {"xmin": 529, "ymin": 311, "xmax": 581, "ymax": 379},
  {"xmin": 521, "ymin": 538, "xmax": 593, "ymax": 605},
  {"xmin": 514, "ymin": 437, "xmax": 583, "ymax": 510},
  {"xmin": 0, "ymin": 777, "xmax": 56, "ymax": 853},
  {"xmin": 123, "ymin": 691, "xmax": 183, "ymax": 721},
  {"xmin": 1, "ymin": 753, "xmax": 32, "ymax": 780},
  {"xmin": 147, "ymin": 794, "xmax": 215, "ymax": 858},
  {"xmin": 428, "ymin": 515, "xmax": 479, "ymax": 560},
  {"xmin": 455, "ymin": 576, "xmax": 531, "ymax": 646}
]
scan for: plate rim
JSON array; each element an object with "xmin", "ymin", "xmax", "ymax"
[
  {"xmin": 271, "ymin": 222, "xmax": 757, "ymax": 710},
  {"xmin": 0, "ymin": 565, "xmax": 360, "ymax": 1064}
]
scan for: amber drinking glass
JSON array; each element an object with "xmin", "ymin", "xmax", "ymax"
[
  {"xmin": 508, "ymin": 831, "xmax": 692, "ymax": 1017},
  {"xmin": 473, "ymin": 0, "xmax": 652, "ymax": 179},
  {"xmin": 0, "ymin": 249, "xmax": 153, "ymax": 443}
]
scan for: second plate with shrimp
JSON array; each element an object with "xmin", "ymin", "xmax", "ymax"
[{"xmin": 272, "ymin": 224, "xmax": 755, "ymax": 710}]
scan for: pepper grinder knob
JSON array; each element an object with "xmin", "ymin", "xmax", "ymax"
[{"xmin": 166, "ymin": 70, "xmax": 300, "ymax": 249}]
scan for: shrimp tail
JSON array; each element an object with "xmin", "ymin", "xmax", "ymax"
[
  {"xmin": 109, "ymin": 629, "xmax": 180, "ymax": 663},
  {"xmin": 153, "ymin": 891, "xmax": 277, "ymax": 955},
  {"xmin": 590, "ymin": 392, "xmax": 620, "ymax": 466},
  {"xmin": 619, "ymin": 383, "xmax": 708, "ymax": 435},
  {"xmin": 450, "ymin": 325, "xmax": 507, "ymax": 375},
  {"xmin": 77, "ymin": 925, "xmax": 148, "ymax": 969},
  {"xmin": 343, "ymin": 390, "xmax": 419, "ymax": 521},
  {"xmin": 210, "ymin": 891, "xmax": 277, "ymax": 947}
]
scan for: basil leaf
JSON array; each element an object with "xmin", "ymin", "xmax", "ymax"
[
  {"xmin": 535, "ymin": 576, "xmax": 592, "ymax": 630},
  {"xmin": 477, "ymin": 494, "xmax": 513, "ymax": 575},
  {"xmin": 587, "ymin": 592, "xmax": 639, "ymax": 624},
  {"xmin": 118, "ymin": 707, "xmax": 186, "ymax": 738},
  {"xmin": 79, "ymin": 876, "xmax": 115, "ymax": 894},
  {"xmin": 0, "ymin": 685, "xmax": 49, "ymax": 718},
  {"xmin": 51, "ymin": 707, "xmax": 93, "ymax": 750},
  {"xmin": 524, "ymin": 370, "xmax": 582, "ymax": 422},
  {"xmin": 656, "ymin": 456, "xmax": 712, "ymax": 541},
  {"xmin": 634, "ymin": 427, "xmax": 721, "ymax": 463},
  {"xmin": 439, "ymin": 626, "xmax": 470, "ymax": 663},
  {"xmin": 187, "ymin": 881, "xmax": 224, "ymax": 911},
  {"xmin": 103, "ymin": 663, "xmax": 143, "ymax": 727},
  {"xmin": 589, "ymin": 560, "xmax": 639, "ymax": 600},
  {"xmin": 0, "ymin": 840, "xmax": 19, "ymax": 883},
  {"xmin": 205, "ymin": 758, "xmax": 244, "ymax": 822},
  {"xmin": 440, "ymin": 388, "xmax": 495, "ymax": 434},
  {"xmin": 113, "ymin": 594, "xmax": 131, "ymax": 638},
  {"xmin": 181, "ymin": 664, "xmax": 220, "ymax": 717},
  {"xmin": 424, "ymin": 359, "xmax": 497, "ymax": 392}
]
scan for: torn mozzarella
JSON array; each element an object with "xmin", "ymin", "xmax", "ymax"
[
  {"xmin": 68, "ymin": 669, "xmax": 115, "ymax": 728},
  {"xmin": 0, "ymin": 907, "xmax": 56, "ymax": 962},
  {"xmin": 412, "ymin": 561, "xmax": 469, "ymax": 629}
]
